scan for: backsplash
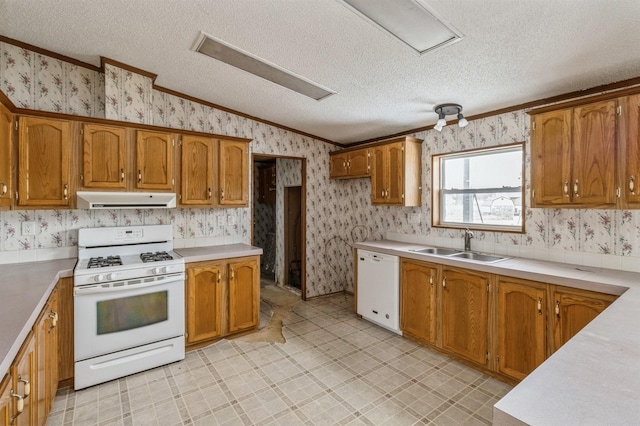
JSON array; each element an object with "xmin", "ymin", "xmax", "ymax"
[{"xmin": 2, "ymin": 39, "xmax": 640, "ymax": 298}]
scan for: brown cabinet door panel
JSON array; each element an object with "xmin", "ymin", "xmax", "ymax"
[
  {"xmin": 347, "ymin": 149, "xmax": 370, "ymax": 177},
  {"xmin": 622, "ymin": 94, "xmax": 640, "ymax": 206},
  {"xmin": 136, "ymin": 131, "xmax": 173, "ymax": 190},
  {"xmin": 400, "ymin": 259, "xmax": 437, "ymax": 343},
  {"xmin": 0, "ymin": 102, "xmax": 12, "ymax": 206},
  {"xmin": 371, "ymin": 145, "xmax": 386, "ymax": 204},
  {"xmin": 496, "ymin": 278, "xmax": 546, "ymax": 381},
  {"xmin": 228, "ymin": 259, "xmax": 259, "ymax": 332},
  {"xmin": 386, "ymin": 142, "xmax": 404, "ymax": 204},
  {"xmin": 18, "ymin": 117, "xmax": 71, "ymax": 206},
  {"xmin": 329, "ymin": 152, "xmax": 349, "ymax": 178},
  {"xmin": 186, "ymin": 264, "xmax": 223, "ymax": 343},
  {"xmin": 572, "ymin": 100, "xmax": 617, "ymax": 205},
  {"xmin": 83, "ymin": 124, "xmax": 126, "ymax": 188},
  {"xmin": 532, "ymin": 109, "xmax": 572, "ymax": 206},
  {"xmin": 219, "ymin": 140, "xmax": 248, "ymax": 206},
  {"xmin": 181, "ymin": 135, "xmax": 214, "ymax": 206},
  {"xmin": 441, "ymin": 268, "xmax": 489, "ymax": 365}
]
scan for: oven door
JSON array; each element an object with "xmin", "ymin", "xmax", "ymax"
[{"xmin": 74, "ymin": 272, "xmax": 184, "ymax": 361}]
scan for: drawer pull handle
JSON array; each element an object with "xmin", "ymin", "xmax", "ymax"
[
  {"xmin": 537, "ymin": 298, "xmax": 542, "ymax": 315},
  {"xmin": 574, "ymin": 180, "xmax": 579, "ymax": 197},
  {"xmin": 563, "ymin": 181, "xmax": 569, "ymax": 196},
  {"xmin": 208, "ymin": 187, "xmax": 212, "ymax": 199},
  {"xmin": 18, "ymin": 376, "xmax": 30, "ymax": 398},
  {"xmin": 120, "ymin": 168, "xmax": 125, "ymax": 182},
  {"xmin": 10, "ymin": 390, "xmax": 24, "ymax": 421},
  {"xmin": 442, "ymin": 277, "xmax": 447, "ymax": 289},
  {"xmin": 555, "ymin": 300, "xmax": 560, "ymax": 317},
  {"xmin": 63, "ymin": 184, "xmax": 68, "ymax": 200},
  {"xmin": 0, "ymin": 180, "xmax": 6, "ymax": 195},
  {"xmin": 630, "ymin": 175, "xmax": 635, "ymax": 195}
]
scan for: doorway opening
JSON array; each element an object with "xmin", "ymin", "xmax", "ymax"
[{"xmin": 252, "ymin": 154, "xmax": 306, "ymax": 301}]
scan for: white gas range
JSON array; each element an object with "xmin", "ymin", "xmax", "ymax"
[{"xmin": 73, "ymin": 225, "xmax": 185, "ymax": 390}]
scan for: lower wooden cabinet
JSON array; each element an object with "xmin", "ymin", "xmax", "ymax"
[
  {"xmin": 0, "ymin": 285, "xmax": 60, "ymax": 425},
  {"xmin": 186, "ymin": 256, "xmax": 260, "ymax": 346},
  {"xmin": 495, "ymin": 277, "xmax": 547, "ymax": 381},
  {"xmin": 552, "ymin": 286, "xmax": 617, "ymax": 352},
  {"xmin": 400, "ymin": 258, "xmax": 437, "ymax": 344},
  {"xmin": 440, "ymin": 267, "xmax": 490, "ymax": 366}
]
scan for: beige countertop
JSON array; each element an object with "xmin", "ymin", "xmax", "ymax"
[
  {"xmin": 0, "ymin": 259, "xmax": 76, "ymax": 375},
  {"xmin": 355, "ymin": 240, "xmax": 640, "ymax": 425},
  {"xmin": 0, "ymin": 244, "xmax": 262, "ymax": 378}
]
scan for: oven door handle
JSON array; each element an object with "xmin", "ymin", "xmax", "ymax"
[{"xmin": 74, "ymin": 274, "xmax": 184, "ymax": 296}]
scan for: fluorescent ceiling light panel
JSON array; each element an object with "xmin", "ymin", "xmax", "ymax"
[
  {"xmin": 193, "ymin": 32, "xmax": 335, "ymax": 101},
  {"xmin": 343, "ymin": 0, "xmax": 462, "ymax": 54}
]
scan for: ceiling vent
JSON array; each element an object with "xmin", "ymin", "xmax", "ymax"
[
  {"xmin": 193, "ymin": 32, "xmax": 336, "ymax": 101},
  {"xmin": 342, "ymin": 0, "xmax": 463, "ymax": 54}
]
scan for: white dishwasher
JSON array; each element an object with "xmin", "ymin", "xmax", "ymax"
[{"xmin": 356, "ymin": 249, "xmax": 402, "ymax": 335}]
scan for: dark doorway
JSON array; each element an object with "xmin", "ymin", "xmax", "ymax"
[{"xmin": 284, "ymin": 186, "xmax": 302, "ymax": 290}]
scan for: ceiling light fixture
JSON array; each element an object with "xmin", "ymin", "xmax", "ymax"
[
  {"xmin": 342, "ymin": 0, "xmax": 463, "ymax": 54},
  {"xmin": 433, "ymin": 103, "xmax": 468, "ymax": 132},
  {"xmin": 193, "ymin": 32, "xmax": 336, "ymax": 101}
]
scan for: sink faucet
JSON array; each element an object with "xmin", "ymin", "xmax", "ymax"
[{"xmin": 464, "ymin": 228, "xmax": 474, "ymax": 251}]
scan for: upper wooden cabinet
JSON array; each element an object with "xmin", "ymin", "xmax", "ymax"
[
  {"xmin": 0, "ymin": 102, "xmax": 13, "ymax": 207},
  {"xmin": 219, "ymin": 139, "xmax": 249, "ymax": 206},
  {"xmin": 620, "ymin": 93, "xmax": 640, "ymax": 207},
  {"xmin": 82, "ymin": 123, "xmax": 127, "ymax": 189},
  {"xmin": 329, "ymin": 148, "xmax": 370, "ymax": 179},
  {"xmin": 551, "ymin": 286, "xmax": 616, "ymax": 352},
  {"xmin": 180, "ymin": 135, "xmax": 215, "ymax": 206},
  {"xmin": 531, "ymin": 101, "xmax": 617, "ymax": 207},
  {"xmin": 495, "ymin": 276, "xmax": 547, "ymax": 381},
  {"xmin": 371, "ymin": 137, "xmax": 421, "ymax": 206},
  {"xmin": 400, "ymin": 258, "xmax": 437, "ymax": 344},
  {"xmin": 18, "ymin": 117, "xmax": 71, "ymax": 207},
  {"xmin": 136, "ymin": 130, "xmax": 174, "ymax": 190},
  {"xmin": 440, "ymin": 266, "xmax": 489, "ymax": 366}
]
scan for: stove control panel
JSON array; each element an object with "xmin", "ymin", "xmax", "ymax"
[{"xmin": 116, "ymin": 228, "xmax": 144, "ymax": 240}]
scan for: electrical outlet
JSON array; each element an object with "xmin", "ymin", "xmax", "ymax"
[
  {"xmin": 227, "ymin": 215, "xmax": 236, "ymax": 226},
  {"xmin": 21, "ymin": 221, "xmax": 36, "ymax": 236},
  {"xmin": 217, "ymin": 216, "xmax": 225, "ymax": 227},
  {"xmin": 409, "ymin": 213, "xmax": 421, "ymax": 224}
]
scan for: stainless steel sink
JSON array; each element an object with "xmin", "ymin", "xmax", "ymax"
[
  {"xmin": 409, "ymin": 247, "xmax": 462, "ymax": 256},
  {"xmin": 450, "ymin": 252, "xmax": 508, "ymax": 262}
]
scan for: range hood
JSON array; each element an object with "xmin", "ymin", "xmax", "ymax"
[{"xmin": 76, "ymin": 191, "xmax": 177, "ymax": 209}]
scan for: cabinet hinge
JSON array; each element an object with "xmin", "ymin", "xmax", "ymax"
[
  {"xmin": 532, "ymin": 189, "xmax": 535, "ymax": 199},
  {"xmin": 532, "ymin": 121, "xmax": 536, "ymax": 131},
  {"xmin": 172, "ymin": 138, "xmax": 175, "ymax": 147},
  {"xmin": 14, "ymin": 121, "xmax": 18, "ymax": 130},
  {"xmin": 486, "ymin": 352, "xmax": 490, "ymax": 361},
  {"xmin": 80, "ymin": 128, "xmax": 84, "ymax": 135},
  {"xmin": 616, "ymin": 187, "xmax": 621, "ymax": 198},
  {"xmin": 80, "ymin": 174, "xmax": 84, "ymax": 182},
  {"xmin": 171, "ymin": 178, "xmax": 175, "ymax": 187},
  {"xmin": 496, "ymin": 354, "xmax": 500, "ymax": 363},
  {"xmin": 179, "ymin": 194, "xmax": 182, "ymax": 200},
  {"xmin": 616, "ymin": 106, "xmax": 622, "ymax": 116},
  {"xmin": 15, "ymin": 191, "xmax": 18, "ymax": 200},
  {"xmin": 487, "ymin": 284, "xmax": 490, "ymax": 293}
]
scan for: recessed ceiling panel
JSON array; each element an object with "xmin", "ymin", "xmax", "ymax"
[{"xmin": 194, "ymin": 32, "xmax": 336, "ymax": 101}]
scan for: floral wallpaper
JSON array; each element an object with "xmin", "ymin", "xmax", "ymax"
[
  {"xmin": 2, "ymin": 40, "xmax": 640, "ymax": 298},
  {"xmin": 0, "ymin": 42, "xmax": 104, "ymax": 117},
  {"xmin": 104, "ymin": 63, "xmax": 153, "ymax": 124}
]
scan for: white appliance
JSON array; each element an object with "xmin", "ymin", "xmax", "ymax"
[
  {"xmin": 73, "ymin": 225, "xmax": 185, "ymax": 390},
  {"xmin": 76, "ymin": 191, "xmax": 177, "ymax": 209},
  {"xmin": 356, "ymin": 249, "xmax": 401, "ymax": 335}
]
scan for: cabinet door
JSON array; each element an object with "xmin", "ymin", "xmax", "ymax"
[
  {"xmin": 621, "ymin": 94, "xmax": 640, "ymax": 206},
  {"xmin": 36, "ymin": 290, "xmax": 58, "ymax": 421},
  {"xmin": 83, "ymin": 124, "xmax": 126, "ymax": 188},
  {"xmin": 219, "ymin": 140, "xmax": 248, "ymax": 206},
  {"xmin": 347, "ymin": 149, "xmax": 370, "ymax": 177},
  {"xmin": 0, "ymin": 102, "xmax": 12, "ymax": 207},
  {"xmin": 400, "ymin": 259, "xmax": 437, "ymax": 343},
  {"xmin": 441, "ymin": 268, "xmax": 489, "ymax": 365},
  {"xmin": 496, "ymin": 277, "xmax": 546, "ymax": 381},
  {"xmin": 0, "ymin": 373, "xmax": 12, "ymax": 426},
  {"xmin": 572, "ymin": 100, "xmax": 617, "ymax": 206},
  {"xmin": 531, "ymin": 109, "xmax": 572, "ymax": 206},
  {"xmin": 228, "ymin": 259, "xmax": 259, "ymax": 333},
  {"xmin": 18, "ymin": 117, "xmax": 71, "ymax": 206},
  {"xmin": 136, "ymin": 130, "xmax": 173, "ymax": 190},
  {"xmin": 371, "ymin": 145, "xmax": 387, "ymax": 204},
  {"xmin": 186, "ymin": 264, "xmax": 223, "ymax": 343},
  {"xmin": 329, "ymin": 152, "xmax": 349, "ymax": 178},
  {"xmin": 386, "ymin": 142, "xmax": 404, "ymax": 204},
  {"xmin": 181, "ymin": 135, "xmax": 214, "ymax": 206},
  {"xmin": 552, "ymin": 287, "xmax": 616, "ymax": 352},
  {"xmin": 11, "ymin": 333, "xmax": 37, "ymax": 426}
]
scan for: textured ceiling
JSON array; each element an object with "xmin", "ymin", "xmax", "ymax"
[{"xmin": 1, "ymin": 0, "xmax": 640, "ymax": 144}]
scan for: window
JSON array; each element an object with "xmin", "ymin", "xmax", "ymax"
[{"xmin": 432, "ymin": 143, "xmax": 524, "ymax": 232}]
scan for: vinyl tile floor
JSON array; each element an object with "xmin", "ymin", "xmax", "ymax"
[{"xmin": 47, "ymin": 293, "xmax": 512, "ymax": 426}]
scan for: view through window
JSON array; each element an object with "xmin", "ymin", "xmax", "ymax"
[{"xmin": 433, "ymin": 143, "xmax": 524, "ymax": 232}]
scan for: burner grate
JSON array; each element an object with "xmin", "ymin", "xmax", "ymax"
[
  {"xmin": 140, "ymin": 251, "xmax": 174, "ymax": 263},
  {"xmin": 87, "ymin": 255, "xmax": 123, "ymax": 268}
]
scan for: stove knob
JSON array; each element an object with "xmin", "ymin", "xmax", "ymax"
[
  {"xmin": 95, "ymin": 274, "xmax": 105, "ymax": 282},
  {"xmin": 106, "ymin": 273, "xmax": 117, "ymax": 280}
]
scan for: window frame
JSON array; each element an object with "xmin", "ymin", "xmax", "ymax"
[{"xmin": 432, "ymin": 142, "xmax": 525, "ymax": 233}]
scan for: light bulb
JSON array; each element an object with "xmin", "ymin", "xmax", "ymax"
[
  {"xmin": 457, "ymin": 113, "xmax": 468, "ymax": 128},
  {"xmin": 434, "ymin": 118, "xmax": 446, "ymax": 132}
]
